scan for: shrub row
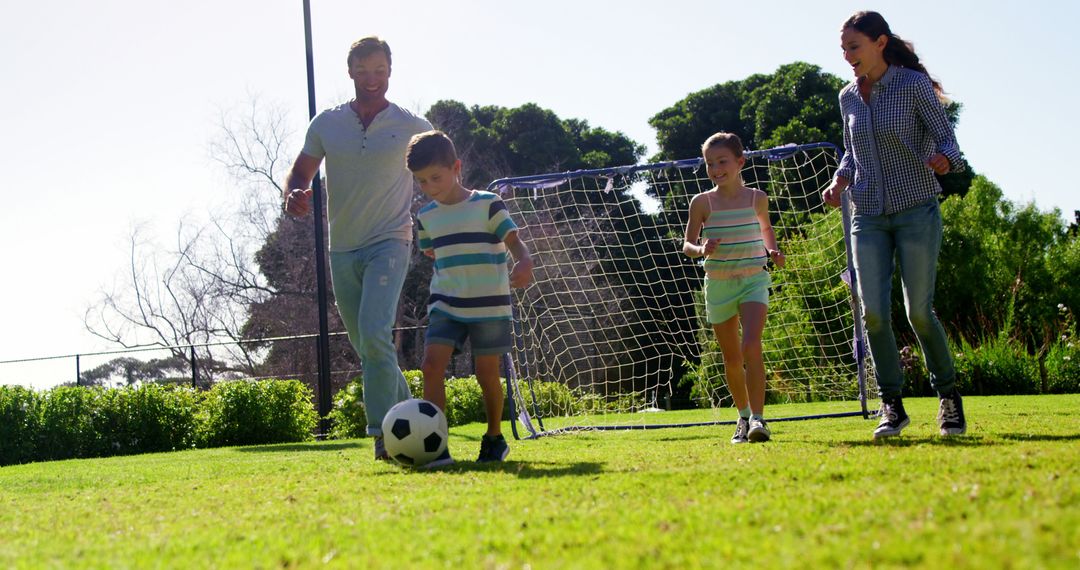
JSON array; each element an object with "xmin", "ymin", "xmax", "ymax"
[
  {"xmin": 0, "ymin": 380, "xmax": 317, "ymax": 467},
  {"xmin": 903, "ymin": 334, "xmax": 1080, "ymax": 397}
]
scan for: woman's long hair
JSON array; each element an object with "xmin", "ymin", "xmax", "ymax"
[{"xmin": 844, "ymin": 11, "xmax": 945, "ymax": 98}]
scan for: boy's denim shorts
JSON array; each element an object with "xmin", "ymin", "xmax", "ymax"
[
  {"xmin": 704, "ymin": 270, "xmax": 770, "ymax": 324},
  {"xmin": 426, "ymin": 311, "xmax": 513, "ymax": 356}
]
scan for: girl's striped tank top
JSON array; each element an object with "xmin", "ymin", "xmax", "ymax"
[{"xmin": 702, "ymin": 193, "xmax": 767, "ymax": 280}]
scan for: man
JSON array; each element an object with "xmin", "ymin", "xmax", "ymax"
[{"xmin": 284, "ymin": 37, "xmax": 432, "ymax": 459}]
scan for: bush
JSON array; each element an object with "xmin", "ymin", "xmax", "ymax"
[
  {"xmin": 953, "ymin": 334, "xmax": 1040, "ymax": 395},
  {"xmin": 1043, "ymin": 340, "xmax": 1080, "ymax": 394},
  {"xmin": 0, "ymin": 386, "xmax": 42, "ymax": 466},
  {"xmin": 85, "ymin": 385, "xmax": 200, "ymax": 457},
  {"xmin": 197, "ymin": 380, "xmax": 317, "ymax": 447},
  {"xmin": 328, "ymin": 377, "xmax": 367, "ymax": 439},
  {"xmin": 37, "ymin": 386, "xmax": 100, "ymax": 461}
]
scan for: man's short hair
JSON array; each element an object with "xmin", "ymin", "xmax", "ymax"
[
  {"xmin": 347, "ymin": 37, "xmax": 392, "ymax": 67},
  {"xmin": 406, "ymin": 130, "xmax": 458, "ymax": 172}
]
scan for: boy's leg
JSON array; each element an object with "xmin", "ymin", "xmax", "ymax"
[
  {"xmin": 474, "ymin": 354, "xmax": 504, "ymax": 437},
  {"xmin": 421, "ymin": 344, "xmax": 454, "ymax": 412}
]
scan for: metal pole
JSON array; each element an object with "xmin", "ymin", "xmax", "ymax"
[
  {"xmin": 190, "ymin": 345, "xmax": 198, "ymax": 388},
  {"xmin": 75, "ymin": 354, "xmax": 81, "ymax": 387},
  {"xmin": 302, "ymin": 0, "xmax": 334, "ymax": 437}
]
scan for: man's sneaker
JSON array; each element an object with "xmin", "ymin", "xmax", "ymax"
[
  {"xmin": 373, "ymin": 435, "xmax": 390, "ymax": 461},
  {"xmin": 748, "ymin": 418, "xmax": 771, "ymax": 443},
  {"xmin": 938, "ymin": 389, "xmax": 967, "ymax": 435},
  {"xmin": 420, "ymin": 448, "xmax": 455, "ymax": 469},
  {"xmin": 477, "ymin": 434, "xmax": 510, "ymax": 462},
  {"xmin": 731, "ymin": 417, "xmax": 750, "ymax": 444},
  {"xmin": 873, "ymin": 397, "xmax": 910, "ymax": 439}
]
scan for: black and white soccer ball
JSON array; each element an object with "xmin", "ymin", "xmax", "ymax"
[{"xmin": 380, "ymin": 398, "xmax": 449, "ymax": 467}]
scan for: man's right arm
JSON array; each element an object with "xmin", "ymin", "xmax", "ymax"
[{"xmin": 283, "ymin": 153, "xmax": 322, "ymax": 217}]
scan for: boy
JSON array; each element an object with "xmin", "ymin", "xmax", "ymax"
[{"xmin": 406, "ymin": 130, "xmax": 534, "ymax": 465}]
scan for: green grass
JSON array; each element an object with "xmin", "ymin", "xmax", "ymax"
[{"xmin": 1, "ymin": 395, "xmax": 1077, "ymax": 569}]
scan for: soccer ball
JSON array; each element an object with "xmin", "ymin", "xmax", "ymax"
[{"xmin": 380, "ymin": 399, "xmax": 449, "ymax": 467}]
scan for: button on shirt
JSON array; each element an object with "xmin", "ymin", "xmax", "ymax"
[{"xmin": 835, "ymin": 66, "xmax": 964, "ymax": 216}]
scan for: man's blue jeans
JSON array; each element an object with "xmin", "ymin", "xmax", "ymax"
[
  {"xmin": 330, "ymin": 239, "xmax": 413, "ymax": 435},
  {"xmin": 851, "ymin": 198, "xmax": 956, "ymax": 399}
]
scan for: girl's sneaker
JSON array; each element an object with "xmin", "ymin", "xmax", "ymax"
[
  {"xmin": 731, "ymin": 418, "xmax": 750, "ymax": 444},
  {"xmin": 748, "ymin": 418, "xmax": 771, "ymax": 442}
]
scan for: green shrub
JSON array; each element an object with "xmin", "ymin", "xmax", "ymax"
[
  {"xmin": 197, "ymin": 380, "xmax": 317, "ymax": 447},
  {"xmin": 953, "ymin": 334, "xmax": 1040, "ymax": 395},
  {"xmin": 37, "ymin": 386, "xmax": 100, "ymax": 461},
  {"xmin": 1043, "ymin": 340, "xmax": 1080, "ymax": 394},
  {"xmin": 443, "ymin": 376, "xmax": 487, "ymax": 426},
  {"xmin": 0, "ymin": 386, "xmax": 42, "ymax": 466},
  {"xmin": 328, "ymin": 377, "xmax": 367, "ymax": 439}
]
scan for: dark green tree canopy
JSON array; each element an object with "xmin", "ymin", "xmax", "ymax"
[
  {"xmin": 650, "ymin": 62, "xmax": 845, "ymax": 161},
  {"xmin": 426, "ymin": 100, "xmax": 646, "ymax": 188}
]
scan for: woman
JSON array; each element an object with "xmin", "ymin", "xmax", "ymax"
[{"xmin": 822, "ymin": 11, "xmax": 966, "ymax": 439}]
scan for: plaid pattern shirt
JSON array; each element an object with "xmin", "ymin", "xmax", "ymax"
[{"xmin": 835, "ymin": 66, "xmax": 964, "ymax": 216}]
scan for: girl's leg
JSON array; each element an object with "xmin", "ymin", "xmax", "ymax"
[
  {"xmin": 739, "ymin": 301, "xmax": 769, "ymax": 415},
  {"xmin": 713, "ymin": 316, "xmax": 747, "ymax": 410}
]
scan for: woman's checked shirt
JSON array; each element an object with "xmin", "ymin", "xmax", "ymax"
[{"xmin": 835, "ymin": 65, "xmax": 964, "ymax": 216}]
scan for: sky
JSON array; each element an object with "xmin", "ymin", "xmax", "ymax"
[{"xmin": 2, "ymin": 0, "xmax": 1078, "ymax": 389}]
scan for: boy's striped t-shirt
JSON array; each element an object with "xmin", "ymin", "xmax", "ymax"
[{"xmin": 417, "ymin": 190, "xmax": 518, "ymax": 322}]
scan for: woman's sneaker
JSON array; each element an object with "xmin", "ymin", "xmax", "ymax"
[
  {"xmin": 477, "ymin": 434, "xmax": 510, "ymax": 462},
  {"xmin": 873, "ymin": 397, "xmax": 910, "ymax": 439},
  {"xmin": 938, "ymin": 389, "xmax": 967, "ymax": 435},
  {"xmin": 748, "ymin": 418, "xmax": 771, "ymax": 442},
  {"xmin": 731, "ymin": 418, "xmax": 750, "ymax": 444}
]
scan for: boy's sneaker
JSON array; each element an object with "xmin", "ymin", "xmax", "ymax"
[
  {"xmin": 873, "ymin": 397, "xmax": 910, "ymax": 439},
  {"xmin": 477, "ymin": 434, "xmax": 510, "ymax": 462},
  {"xmin": 748, "ymin": 418, "xmax": 771, "ymax": 443},
  {"xmin": 731, "ymin": 417, "xmax": 750, "ymax": 444},
  {"xmin": 938, "ymin": 389, "xmax": 967, "ymax": 435},
  {"xmin": 420, "ymin": 448, "xmax": 455, "ymax": 469},
  {"xmin": 374, "ymin": 436, "xmax": 390, "ymax": 461}
]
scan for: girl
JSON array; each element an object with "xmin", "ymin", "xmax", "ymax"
[
  {"xmin": 684, "ymin": 132, "xmax": 785, "ymax": 443},
  {"xmin": 822, "ymin": 11, "xmax": 966, "ymax": 439}
]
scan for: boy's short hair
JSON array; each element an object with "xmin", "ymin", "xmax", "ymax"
[
  {"xmin": 347, "ymin": 37, "xmax": 392, "ymax": 67},
  {"xmin": 407, "ymin": 130, "xmax": 458, "ymax": 172},
  {"xmin": 701, "ymin": 132, "xmax": 745, "ymax": 158}
]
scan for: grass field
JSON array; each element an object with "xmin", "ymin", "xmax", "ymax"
[{"xmin": 1, "ymin": 395, "xmax": 1077, "ymax": 569}]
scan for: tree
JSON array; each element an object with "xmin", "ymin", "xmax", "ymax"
[{"xmin": 84, "ymin": 98, "xmax": 307, "ymax": 387}]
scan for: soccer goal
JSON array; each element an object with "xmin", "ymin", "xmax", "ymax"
[{"xmin": 488, "ymin": 142, "xmax": 874, "ymax": 439}]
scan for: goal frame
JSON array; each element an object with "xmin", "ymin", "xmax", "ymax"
[{"xmin": 489, "ymin": 142, "xmax": 872, "ymax": 440}]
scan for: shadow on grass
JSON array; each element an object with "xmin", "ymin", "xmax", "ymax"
[
  {"xmin": 836, "ymin": 435, "xmax": 997, "ymax": 448},
  {"xmin": 237, "ymin": 442, "xmax": 362, "ymax": 453},
  {"xmin": 997, "ymin": 433, "xmax": 1080, "ymax": 442},
  {"xmin": 377, "ymin": 459, "xmax": 605, "ymax": 478}
]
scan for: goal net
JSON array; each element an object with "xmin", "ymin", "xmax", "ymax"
[{"xmin": 489, "ymin": 143, "xmax": 873, "ymax": 438}]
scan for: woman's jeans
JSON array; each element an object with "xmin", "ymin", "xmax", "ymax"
[
  {"xmin": 851, "ymin": 199, "xmax": 956, "ymax": 399},
  {"xmin": 330, "ymin": 239, "xmax": 413, "ymax": 435}
]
